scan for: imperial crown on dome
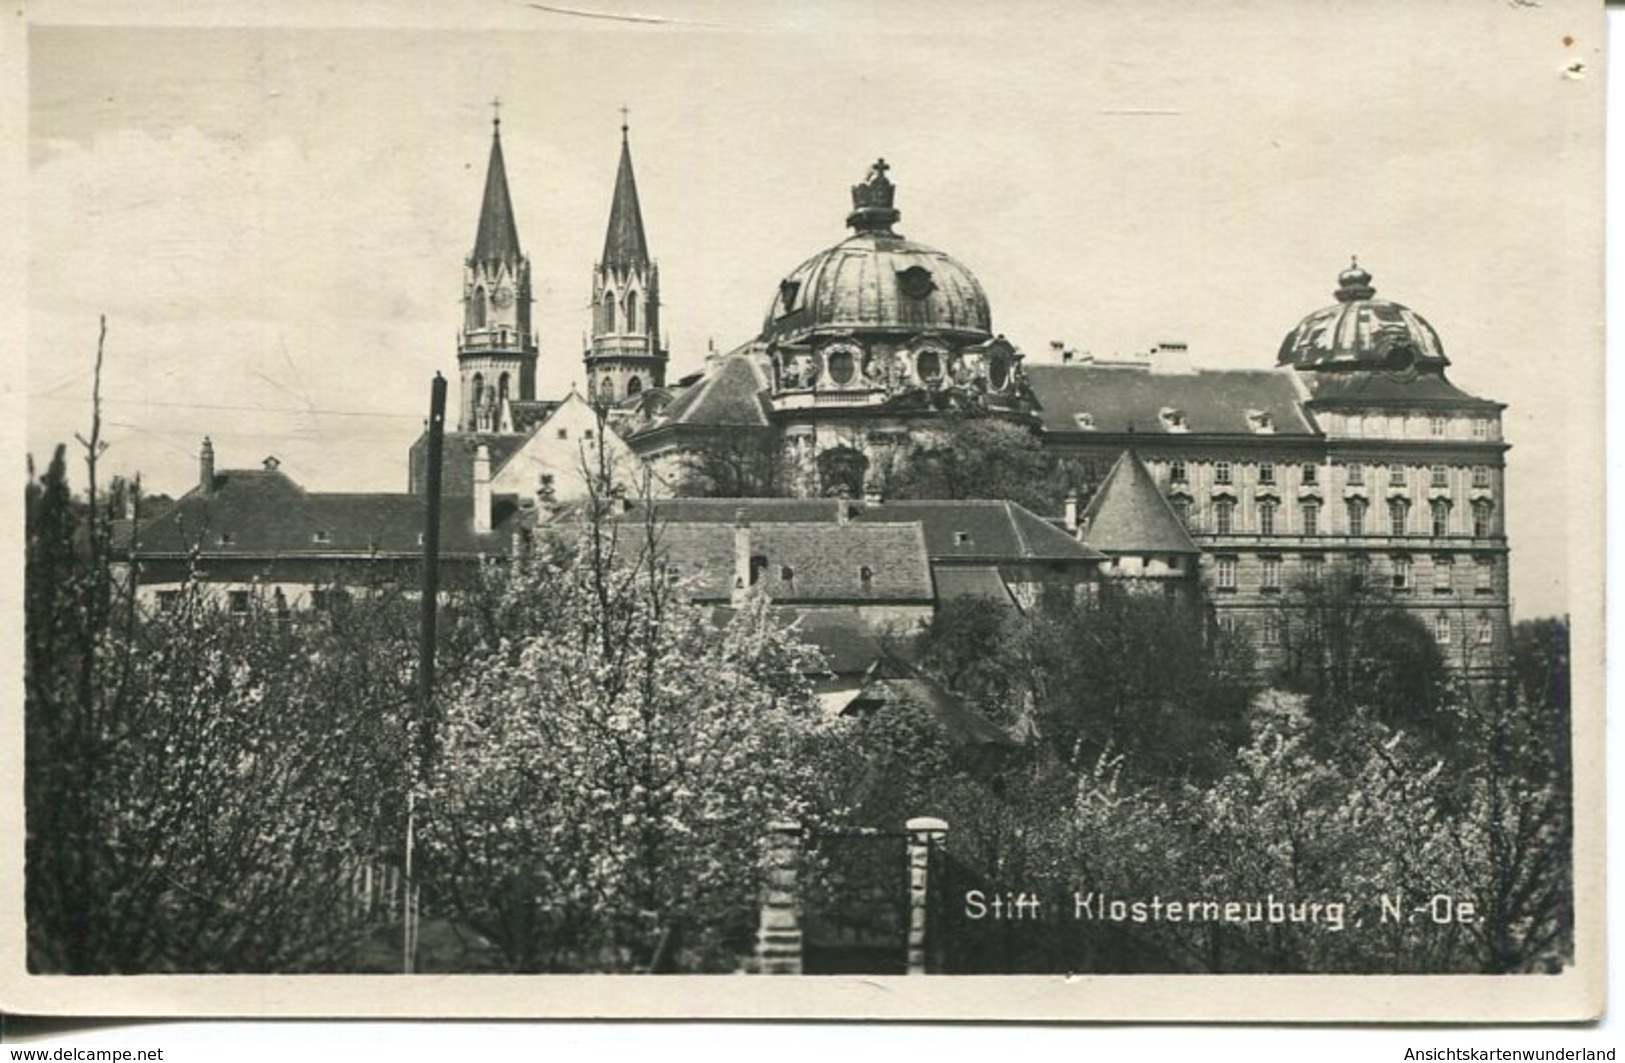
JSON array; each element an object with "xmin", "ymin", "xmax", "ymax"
[{"xmin": 1277, "ymin": 259, "xmax": 1449, "ymax": 371}]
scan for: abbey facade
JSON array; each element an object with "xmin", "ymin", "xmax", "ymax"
[{"xmin": 416, "ymin": 118, "xmax": 1511, "ymax": 679}]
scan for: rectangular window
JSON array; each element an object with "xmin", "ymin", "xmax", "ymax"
[
  {"xmin": 228, "ymin": 590, "xmax": 251, "ymax": 615},
  {"xmin": 1261, "ymin": 556, "xmax": 1282, "ymax": 591},
  {"xmin": 1216, "ymin": 557, "xmax": 1237, "ymax": 590},
  {"xmin": 1476, "ymin": 613, "xmax": 1494, "ymax": 644},
  {"xmin": 1473, "ymin": 503, "xmax": 1493, "ymax": 538},
  {"xmin": 1434, "ymin": 613, "xmax": 1452, "ymax": 645},
  {"xmin": 1430, "ymin": 415, "xmax": 1448, "ymax": 438},
  {"xmin": 1431, "ymin": 500, "xmax": 1450, "ymax": 537},
  {"xmin": 1169, "ymin": 459, "xmax": 1187, "ymax": 484},
  {"xmin": 1473, "ymin": 418, "xmax": 1489, "ymax": 440},
  {"xmin": 1215, "ymin": 500, "xmax": 1234, "ymax": 535},
  {"xmin": 1430, "ymin": 464, "xmax": 1448, "ymax": 489},
  {"xmin": 1215, "ymin": 461, "xmax": 1233, "ymax": 486},
  {"xmin": 1258, "ymin": 502, "xmax": 1276, "ymax": 536},
  {"xmin": 1301, "ymin": 502, "xmax": 1319, "ymax": 536},
  {"xmin": 557, "ymin": 428, "xmax": 569, "ymax": 440},
  {"xmin": 1433, "ymin": 555, "xmax": 1452, "ymax": 593},
  {"xmin": 155, "ymin": 590, "xmax": 180, "ymax": 611},
  {"xmin": 1472, "ymin": 465, "xmax": 1491, "ymax": 489},
  {"xmin": 1263, "ymin": 613, "xmax": 1284, "ymax": 646},
  {"xmin": 1258, "ymin": 462, "xmax": 1276, "ymax": 486},
  {"xmin": 1304, "ymin": 554, "xmax": 1324, "ymax": 585},
  {"xmin": 1389, "ymin": 465, "xmax": 1407, "ymax": 488},
  {"xmin": 1346, "ymin": 463, "xmax": 1364, "ymax": 487},
  {"xmin": 1351, "ymin": 555, "xmax": 1369, "ymax": 592},
  {"xmin": 1348, "ymin": 500, "xmax": 1366, "ymax": 537},
  {"xmin": 1392, "ymin": 555, "xmax": 1411, "ymax": 592},
  {"xmin": 1389, "ymin": 415, "xmax": 1406, "ymax": 438},
  {"xmin": 1171, "ymin": 498, "xmax": 1192, "ymax": 528},
  {"xmin": 1389, "ymin": 499, "xmax": 1408, "ymax": 536},
  {"xmin": 1476, "ymin": 557, "xmax": 1494, "ymax": 593},
  {"xmin": 1301, "ymin": 463, "xmax": 1318, "ymax": 486}
]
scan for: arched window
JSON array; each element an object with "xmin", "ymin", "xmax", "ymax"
[
  {"xmin": 471, "ymin": 287, "xmax": 487, "ymax": 329},
  {"xmin": 498, "ymin": 372, "xmax": 510, "ymax": 402},
  {"xmin": 625, "ymin": 292, "xmax": 638, "ymax": 334},
  {"xmin": 471, "ymin": 372, "xmax": 484, "ymax": 413},
  {"xmin": 599, "ymin": 376, "xmax": 615, "ymax": 404},
  {"xmin": 601, "ymin": 290, "xmax": 616, "ymax": 333},
  {"xmin": 626, "ymin": 376, "xmax": 643, "ymax": 397}
]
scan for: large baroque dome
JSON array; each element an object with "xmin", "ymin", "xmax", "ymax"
[
  {"xmin": 1278, "ymin": 260, "xmax": 1448, "ymax": 371},
  {"xmin": 762, "ymin": 159, "xmax": 993, "ymax": 345}
]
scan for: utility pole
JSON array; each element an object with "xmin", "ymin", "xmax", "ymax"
[{"xmin": 405, "ymin": 372, "xmax": 447, "ymax": 974}]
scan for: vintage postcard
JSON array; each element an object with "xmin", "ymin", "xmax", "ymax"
[{"xmin": 1, "ymin": 0, "xmax": 1606, "ymax": 1023}]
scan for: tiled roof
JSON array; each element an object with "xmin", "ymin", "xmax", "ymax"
[
  {"xmin": 640, "ymin": 353, "xmax": 773, "ymax": 430},
  {"xmin": 855, "ymin": 499, "xmax": 1104, "ymax": 562},
  {"xmin": 411, "ymin": 431, "xmax": 531, "ymax": 497},
  {"xmin": 1025, "ymin": 363, "xmax": 1316, "ymax": 436},
  {"xmin": 509, "ymin": 400, "xmax": 562, "ymax": 433},
  {"xmin": 636, "ymin": 520, "xmax": 933, "ymax": 603},
  {"xmin": 623, "ymin": 496, "xmax": 1101, "ymax": 564},
  {"xmin": 1078, "ymin": 450, "xmax": 1201, "ymax": 555},
  {"xmin": 124, "ymin": 467, "xmax": 516, "ymax": 558},
  {"xmin": 1304, "ymin": 369, "xmax": 1500, "ymax": 408},
  {"xmin": 931, "ymin": 565, "xmax": 1016, "ymax": 606}
]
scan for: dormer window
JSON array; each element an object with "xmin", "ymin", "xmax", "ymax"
[
  {"xmin": 1246, "ymin": 409, "xmax": 1274, "ymax": 434},
  {"xmin": 218, "ymin": 532, "xmax": 235, "ymax": 546},
  {"xmin": 780, "ymin": 565, "xmax": 794, "ymax": 582},
  {"xmin": 749, "ymin": 554, "xmax": 769, "ymax": 586},
  {"xmin": 312, "ymin": 531, "xmax": 332, "ymax": 545},
  {"xmin": 1159, "ymin": 406, "xmax": 1189, "ymax": 433},
  {"xmin": 778, "ymin": 279, "xmax": 801, "ymax": 315},
  {"xmin": 954, "ymin": 531, "xmax": 972, "ymax": 546},
  {"xmin": 1073, "ymin": 411, "xmax": 1096, "ymax": 430}
]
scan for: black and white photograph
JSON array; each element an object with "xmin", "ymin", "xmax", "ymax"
[{"xmin": 3, "ymin": 0, "xmax": 1607, "ymax": 1028}]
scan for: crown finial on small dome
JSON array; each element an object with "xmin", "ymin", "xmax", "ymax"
[
  {"xmin": 847, "ymin": 158, "xmax": 901, "ymax": 233},
  {"xmin": 1335, "ymin": 255, "xmax": 1375, "ymax": 302}
]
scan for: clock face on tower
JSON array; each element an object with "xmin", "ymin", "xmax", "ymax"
[{"xmin": 492, "ymin": 287, "xmax": 514, "ymax": 308}]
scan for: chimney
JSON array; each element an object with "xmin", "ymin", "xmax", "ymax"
[
  {"xmin": 473, "ymin": 444, "xmax": 493, "ymax": 535},
  {"xmin": 1148, "ymin": 341, "xmax": 1193, "ymax": 375},
  {"xmin": 199, "ymin": 437, "xmax": 215, "ymax": 495},
  {"xmin": 732, "ymin": 510, "xmax": 751, "ymax": 608},
  {"xmin": 1064, "ymin": 490, "xmax": 1080, "ymax": 535}
]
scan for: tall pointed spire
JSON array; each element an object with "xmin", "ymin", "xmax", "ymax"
[
  {"xmin": 472, "ymin": 114, "xmax": 522, "ymax": 264},
  {"xmin": 601, "ymin": 117, "xmax": 650, "ymax": 271}
]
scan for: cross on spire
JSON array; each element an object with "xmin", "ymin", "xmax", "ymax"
[
  {"xmin": 619, "ymin": 103, "xmax": 630, "ymax": 139},
  {"xmin": 491, "ymin": 96, "xmax": 502, "ymax": 129}
]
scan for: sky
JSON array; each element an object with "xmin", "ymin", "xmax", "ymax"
[{"xmin": 21, "ymin": 0, "xmax": 1604, "ymax": 620}]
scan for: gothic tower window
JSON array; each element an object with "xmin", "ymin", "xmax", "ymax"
[
  {"xmin": 471, "ymin": 373, "xmax": 485, "ymax": 413},
  {"xmin": 471, "ymin": 286, "xmax": 487, "ymax": 329},
  {"xmin": 625, "ymin": 292, "xmax": 638, "ymax": 334},
  {"xmin": 627, "ymin": 376, "xmax": 643, "ymax": 397},
  {"xmin": 599, "ymin": 376, "xmax": 616, "ymax": 404},
  {"xmin": 499, "ymin": 372, "xmax": 510, "ymax": 402},
  {"xmin": 602, "ymin": 290, "xmax": 616, "ymax": 333}
]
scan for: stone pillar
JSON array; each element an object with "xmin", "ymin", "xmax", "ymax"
[
  {"xmin": 755, "ymin": 819, "xmax": 803, "ymax": 974},
  {"xmin": 906, "ymin": 816, "xmax": 948, "ymax": 975}
]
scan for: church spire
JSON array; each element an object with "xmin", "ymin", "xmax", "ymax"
[
  {"xmin": 600, "ymin": 115, "xmax": 650, "ymax": 271},
  {"xmin": 472, "ymin": 111, "xmax": 522, "ymax": 265}
]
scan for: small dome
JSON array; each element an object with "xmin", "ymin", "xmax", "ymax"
[
  {"xmin": 1278, "ymin": 259, "xmax": 1448, "ymax": 370},
  {"xmin": 762, "ymin": 160, "xmax": 992, "ymax": 344}
]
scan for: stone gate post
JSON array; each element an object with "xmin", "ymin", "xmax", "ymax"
[
  {"xmin": 906, "ymin": 816, "xmax": 949, "ymax": 975},
  {"xmin": 755, "ymin": 819, "xmax": 803, "ymax": 974}
]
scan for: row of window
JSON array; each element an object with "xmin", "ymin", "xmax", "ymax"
[
  {"xmin": 1231, "ymin": 610, "xmax": 1497, "ymax": 647},
  {"xmin": 1168, "ymin": 459, "xmax": 1494, "ymax": 490},
  {"xmin": 1320, "ymin": 412, "xmax": 1495, "ymax": 441},
  {"xmin": 1179, "ymin": 496, "xmax": 1495, "ymax": 538},
  {"xmin": 1213, "ymin": 554, "xmax": 1496, "ymax": 593}
]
